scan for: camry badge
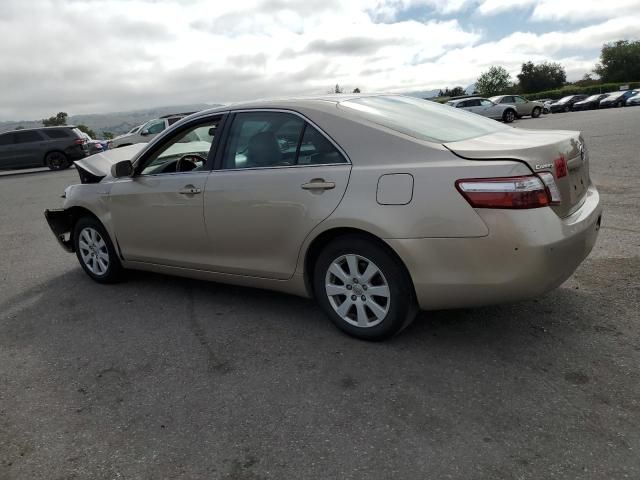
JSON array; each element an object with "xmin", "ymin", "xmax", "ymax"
[{"xmin": 534, "ymin": 163, "xmax": 553, "ymax": 170}]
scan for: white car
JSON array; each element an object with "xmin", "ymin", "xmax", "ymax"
[
  {"xmin": 108, "ymin": 115, "xmax": 187, "ymax": 148},
  {"xmin": 446, "ymin": 97, "xmax": 518, "ymax": 123}
]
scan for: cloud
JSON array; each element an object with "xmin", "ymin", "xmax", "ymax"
[
  {"xmin": 0, "ymin": 0, "xmax": 637, "ymax": 120},
  {"xmin": 477, "ymin": 0, "xmax": 640, "ymax": 21}
]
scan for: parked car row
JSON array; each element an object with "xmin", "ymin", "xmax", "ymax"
[{"xmin": 541, "ymin": 90, "xmax": 639, "ymax": 113}]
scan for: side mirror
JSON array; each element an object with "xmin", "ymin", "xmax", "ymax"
[
  {"xmin": 140, "ymin": 129, "xmax": 150, "ymax": 136},
  {"xmin": 111, "ymin": 160, "xmax": 134, "ymax": 178}
]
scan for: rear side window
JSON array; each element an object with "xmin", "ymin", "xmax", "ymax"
[
  {"xmin": 14, "ymin": 131, "xmax": 43, "ymax": 144},
  {"xmin": 222, "ymin": 112, "xmax": 304, "ymax": 169},
  {"xmin": 42, "ymin": 129, "xmax": 71, "ymax": 139},
  {"xmin": 297, "ymin": 125, "xmax": 346, "ymax": 165},
  {"xmin": 338, "ymin": 96, "xmax": 507, "ymax": 143}
]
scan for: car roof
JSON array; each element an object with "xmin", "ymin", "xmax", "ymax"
[
  {"xmin": 191, "ymin": 93, "xmax": 397, "ymax": 117},
  {"xmin": 1, "ymin": 125, "xmax": 77, "ymax": 134}
]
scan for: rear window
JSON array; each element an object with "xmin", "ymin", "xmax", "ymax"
[
  {"xmin": 14, "ymin": 131, "xmax": 43, "ymax": 143},
  {"xmin": 338, "ymin": 96, "xmax": 507, "ymax": 143},
  {"xmin": 42, "ymin": 129, "xmax": 71, "ymax": 139}
]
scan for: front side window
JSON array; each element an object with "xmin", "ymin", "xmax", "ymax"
[
  {"xmin": 15, "ymin": 131, "xmax": 42, "ymax": 143},
  {"xmin": 139, "ymin": 118, "xmax": 220, "ymax": 175}
]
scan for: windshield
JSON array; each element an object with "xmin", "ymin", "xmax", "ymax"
[
  {"xmin": 338, "ymin": 95, "xmax": 507, "ymax": 143},
  {"xmin": 606, "ymin": 92, "xmax": 623, "ymax": 99},
  {"xmin": 488, "ymin": 96, "xmax": 500, "ymax": 102},
  {"xmin": 557, "ymin": 96, "xmax": 573, "ymax": 103},
  {"xmin": 585, "ymin": 95, "xmax": 601, "ymax": 101}
]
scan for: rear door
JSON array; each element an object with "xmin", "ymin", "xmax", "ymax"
[
  {"xmin": 12, "ymin": 130, "xmax": 43, "ymax": 167},
  {"xmin": 203, "ymin": 110, "xmax": 351, "ymax": 279},
  {"xmin": 0, "ymin": 133, "xmax": 18, "ymax": 168}
]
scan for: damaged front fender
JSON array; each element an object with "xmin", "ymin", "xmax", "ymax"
[{"xmin": 44, "ymin": 209, "xmax": 75, "ymax": 252}]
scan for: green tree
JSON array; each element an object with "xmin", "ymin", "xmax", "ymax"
[
  {"xmin": 517, "ymin": 61, "xmax": 566, "ymax": 93},
  {"xmin": 439, "ymin": 86, "xmax": 465, "ymax": 97},
  {"xmin": 102, "ymin": 131, "xmax": 114, "ymax": 140},
  {"xmin": 352, "ymin": 87, "xmax": 361, "ymax": 93},
  {"xmin": 476, "ymin": 66, "xmax": 512, "ymax": 97},
  {"xmin": 76, "ymin": 124, "xmax": 96, "ymax": 139},
  {"xmin": 594, "ymin": 40, "xmax": 640, "ymax": 82},
  {"xmin": 42, "ymin": 112, "xmax": 68, "ymax": 127}
]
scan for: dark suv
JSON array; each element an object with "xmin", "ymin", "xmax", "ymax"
[{"xmin": 0, "ymin": 126, "xmax": 89, "ymax": 170}]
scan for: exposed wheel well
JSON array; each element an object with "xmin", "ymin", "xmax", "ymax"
[
  {"xmin": 303, "ymin": 227, "xmax": 415, "ymax": 299},
  {"xmin": 65, "ymin": 207, "xmax": 102, "ymax": 249}
]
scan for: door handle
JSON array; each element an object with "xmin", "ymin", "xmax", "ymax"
[
  {"xmin": 301, "ymin": 179, "xmax": 335, "ymax": 191},
  {"xmin": 178, "ymin": 186, "xmax": 202, "ymax": 195}
]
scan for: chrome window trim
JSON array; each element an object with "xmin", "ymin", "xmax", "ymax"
[{"xmin": 217, "ymin": 108, "xmax": 352, "ymax": 171}]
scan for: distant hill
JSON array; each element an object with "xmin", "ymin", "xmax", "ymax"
[{"xmin": 0, "ymin": 104, "xmax": 219, "ymax": 138}]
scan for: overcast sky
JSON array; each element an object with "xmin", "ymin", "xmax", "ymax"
[{"xmin": 1, "ymin": 0, "xmax": 639, "ymax": 120}]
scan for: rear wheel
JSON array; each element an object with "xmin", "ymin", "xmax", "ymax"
[
  {"xmin": 502, "ymin": 109, "xmax": 516, "ymax": 123},
  {"xmin": 531, "ymin": 107, "xmax": 541, "ymax": 118},
  {"xmin": 45, "ymin": 151, "xmax": 70, "ymax": 170},
  {"xmin": 73, "ymin": 217, "xmax": 124, "ymax": 283},
  {"xmin": 313, "ymin": 235, "xmax": 416, "ymax": 340}
]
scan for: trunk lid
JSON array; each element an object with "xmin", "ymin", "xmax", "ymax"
[{"xmin": 444, "ymin": 128, "xmax": 590, "ymax": 217}]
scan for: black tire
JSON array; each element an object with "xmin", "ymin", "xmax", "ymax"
[
  {"xmin": 531, "ymin": 107, "xmax": 541, "ymax": 118},
  {"xmin": 73, "ymin": 216, "xmax": 124, "ymax": 284},
  {"xmin": 543, "ymin": 108, "xmax": 550, "ymax": 114},
  {"xmin": 313, "ymin": 235, "xmax": 416, "ymax": 341},
  {"xmin": 45, "ymin": 151, "xmax": 70, "ymax": 170},
  {"xmin": 564, "ymin": 105, "xmax": 570, "ymax": 113},
  {"xmin": 502, "ymin": 109, "xmax": 516, "ymax": 123},
  {"xmin": 616, "ymin": 101, "xmax": 623, "ymax": 108}
]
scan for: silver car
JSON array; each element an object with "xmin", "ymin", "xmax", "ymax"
[
  {"xmin": 489, "ymin": 95, "xmax": 544, "ymax": 118},
  {"xmin": 109, "ymin": 115, "xmax": 186, "ymax": 148},
  {"xmin": 45, "ymin": 95, "xmax": 602, "ymax": 340},
  {"xmin": 446, "ymin": 97, "xmax": 518, "ymax": 123}
]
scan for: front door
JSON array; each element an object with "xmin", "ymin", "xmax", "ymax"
[
  {"xmin": 108, "ymin": 116, "xmax": 222, "ymax": 268},
  {"xmin": 203, "ymin": 111, "xmax": 351, "ymax": 279}
]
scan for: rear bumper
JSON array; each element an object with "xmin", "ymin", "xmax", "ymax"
[
  {"xmin": 387, "ymin": 185, "xmax": 602, "ymax": 310},
  {"xmin": 44, "ymin": 209, "xmax": 75, "ymax": 252}
]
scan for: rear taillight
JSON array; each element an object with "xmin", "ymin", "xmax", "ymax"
[{"xmin": 456, "ymin": 175, "xmax": 559, "ymax": 209}]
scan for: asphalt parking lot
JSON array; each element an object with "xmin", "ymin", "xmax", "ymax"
[{"xmin": 1, "ymin": 107, "xmax": 639, "ymax": 479}]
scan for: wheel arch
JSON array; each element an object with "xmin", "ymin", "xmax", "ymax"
[
  {"xmin": 302, "ymin": 226, "xmax": 416, "ymax": 300},
  {"xmin": 42, "ymin": 149, "xmax": 67, "ymax": 166}
]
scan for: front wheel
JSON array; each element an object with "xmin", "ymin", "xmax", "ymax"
[
  {"xmin": 313, "ymin": 236, "xmax": 416, "ymax": 340},
  {"xmin": 73, "ymin": 217, "xmax": 124, "ymax": 283},
  {"xmin": 531, "ymin": 107, "xmax": 541, "ymax": 118},
  {"xmin": 45, "ymin": 151, "xmax": 70, "ymax": 170},
  {"xmin": 563, "ymin": 105, "xmax": 570, "ymax": 113},
  {"xmin": 502, "ymin": 109, "xmax": 516, "ymax": 123}
]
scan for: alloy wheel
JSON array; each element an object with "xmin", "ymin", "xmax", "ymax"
[
  {"xmin": 78, "ymin": 227, "xmax": 110, "ymax": 276},
  {"xmin": 325, "ymin": 254, "xmax": 390, "ymax": 328},
  {"xmin": 47, "ymin": 152, "xmax": 67, "ymax": 170}
]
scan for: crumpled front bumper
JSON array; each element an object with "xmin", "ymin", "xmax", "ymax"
[{"xmin": 44, "ymin": 209, "xmax": 75, "ymax": 252}]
